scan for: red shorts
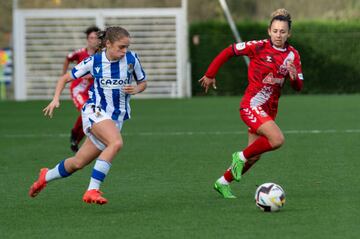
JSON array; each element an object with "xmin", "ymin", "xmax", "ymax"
[
  {"xmin": 70, "ymin": 77, "xmax": 93, "ymax": 111},
  {"xmin": 240, "ymin": 106, "xmax": 274, "ymax": 134},
  {"xmin": 72, "ymin": 92, "xmax": 89, "ymax": 111}
]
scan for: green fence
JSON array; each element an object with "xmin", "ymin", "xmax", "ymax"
[{"xmin": 190, "ymin": 21, "xmax": 360, "ymax": 95}]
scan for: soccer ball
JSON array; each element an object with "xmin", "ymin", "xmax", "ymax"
[{"xmin": 255, "ymin": 183, "xmax": 286, "ymax": 212}]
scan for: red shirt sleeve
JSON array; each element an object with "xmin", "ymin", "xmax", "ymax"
[
  {"xmin": 205, "ymin": 41, "xmax": 261, "ymax": 78},
  {"xmin": 66, "ymin": 49, "xmax": 81, "ymax": 62},
  {"xmin": 205, "ymin": 45, "xmax": 235, "ymax": 78}
]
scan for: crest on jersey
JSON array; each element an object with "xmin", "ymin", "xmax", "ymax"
[
  {"xmin": 127, "ymin": 63, "xmax": 134, "ymax": 74},
  {"xmin": 279, "ymin": 51, "xmax": 295, "ymax": 76}
]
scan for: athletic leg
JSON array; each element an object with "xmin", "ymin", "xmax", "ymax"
[
  {"xmin": 241, "ymin": 133, "xmax": 261, "ymax": 175},
  {"xmin": 29, "ymin": 138, "xmax": 101, "ymax": 198},
  {"xmin": 231, "ymin": 120, "xmax": 284, "ymax": 181},
  {"xmin": 82, "ymin": 119, "xmax": 123, "ymax": 204},
  {"xmin": 219, "ymin": 132, "xmax": 261, "ymax": 186},
  {"xmin": 70, "ymin": 115, "xmax": 83, "ymax": 152}
]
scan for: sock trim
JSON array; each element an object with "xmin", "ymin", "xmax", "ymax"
[
  {"xmin": 239, "ymin": 151, "xmax": 247, "ymax": 162},
  {"xmin": 58, "ymin": 160, "xmax": 71, "ymax": 177},
  {"xmin": 91, "ymin": 169, "xmax": 106, "ymax": 182}
]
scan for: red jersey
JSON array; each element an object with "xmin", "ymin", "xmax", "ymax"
[
  {"xmin": 205, "ymin": 39, "xmax": 303, "ymax": 118},
  {"xmin": 66, "ymin": 48, "xmax": 94, "ymax": 109}
]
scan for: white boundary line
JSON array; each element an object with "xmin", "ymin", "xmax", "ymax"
[{"xmin": 2, "ymin": 129, "xmax": 360, "ymax": 138}]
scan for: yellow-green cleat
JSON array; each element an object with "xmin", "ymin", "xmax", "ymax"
[
  {"xmin": 214, "ymin": 181, "xmax": 236, "ymax": 199},
  {"xmin": 231, "ymin": 152, "xmax": 245, "ymax": 182}
]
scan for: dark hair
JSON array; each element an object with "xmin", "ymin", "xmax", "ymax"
[
  {"xmin": 97, "ymin": 26, "xmax": 130, "ymax": 52},
  {"xmin": 269, "ymin": 8, "xmax": 292, "ymax": 30},
  {"xmin": 84, "ymin": 26, "xmax": 101, "ymax": 38}
]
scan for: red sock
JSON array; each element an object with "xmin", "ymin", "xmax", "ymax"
[
  {"xmin": 242, "ymin": 160, "xmax": 257, "ymax": 175},
  {"xmin": 73, "ymin": 115, "xmax": 83, "ymax": 131},
  {"xmin": 243, "ymin": 136, "xmax": 273, "ymax": 159},
  {"xmin": 72, "ymin": 115, "xmax": 84, "ymax": 143},
  {"xmin": 223, "ymin": 169, "xmax": 234, "ymax": 182},
  {"xmin": 76, "ymin": 129, "xmax": 85, "ymax": 144}
]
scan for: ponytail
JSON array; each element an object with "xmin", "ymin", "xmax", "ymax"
[
  {"xmin": 96, "ymin": 30, "xmax": 107, "ymax": 52},
  {"xmin": 96, "ymin": 27, "xmax": 130, "ymax": 53}
]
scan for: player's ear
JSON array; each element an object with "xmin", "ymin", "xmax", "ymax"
[
  {"xmin": 105, "ymin": 40, "xmax": 112, "ymax": 49},
  {"xmin": 267, "ymin": 27, "xmax": 272, "ymax": 37},
  {"xmin": 287, "ymin": 31, "xmax": 291, "ymax": 38}
]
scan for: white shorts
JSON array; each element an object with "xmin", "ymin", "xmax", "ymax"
[{"xmin": 82, "ymin": 104, "xmax": 124, "ymax": 151}]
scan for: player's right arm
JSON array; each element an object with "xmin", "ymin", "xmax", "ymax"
[
  {"xmin": 43, "ymin": 73, "xmax": 73, "ymax": 118},
  {"xmin": 198, "ymin": 46, "xmax": 234, "ymax": 93},
  {"xmin": 44, "ymin": 56, "xmax": 93, "ymax": 118},
  {"xmin": 62, "ymin": 51, "xmax": 77, "ymax": 74},
  {"xmin": 199, "ymin": 41, "xmax": 258, "ymax": 93},
  {"xmin": 62, "ymin": 58, "xmax": 71, "ymax": 75}
]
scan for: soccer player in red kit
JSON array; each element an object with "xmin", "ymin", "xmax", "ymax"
[
  {"xmin": 63, "ymin": 26, "xmax": 100, "ymax": 152},
  {"xmin": 199, "ymin": 9, "xmax": 304, "ymax": 198}
]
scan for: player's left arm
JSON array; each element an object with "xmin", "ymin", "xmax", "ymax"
[
  {"xmin": 123, "ymin": 81, "xmax": 147, "ymax": 95},
  {"xmin": 287, "ymin": 51, "xmax": 304, "ymax": 91}
]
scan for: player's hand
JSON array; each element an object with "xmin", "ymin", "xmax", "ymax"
[
  {"xmin": 286, "ymin": 60, "xmax": 297, "ymax": 80},
  {"xmin": 198, "ymin": 76, "xmax": 217, "ymax": 93},
  {"xmin": 123, "ymin": 85, "xmax": 138, "ymax": 95},
  {"xmin": 43, "ymin": 99, "xmax": 60, "ymax": 118}
]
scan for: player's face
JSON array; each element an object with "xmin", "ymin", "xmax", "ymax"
[
  {"xmin": 87, "ymin": 32, "xmax": 99, "ymax": 50},
  {"xmin": 268, "ymin": 20, "xmax": 291, "ymax": 48},
  {"xmin": 106, "ymin": 37, "xmax": 130, "ymax": 60}
]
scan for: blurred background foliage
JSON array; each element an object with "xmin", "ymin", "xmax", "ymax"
[
  {"xmin": 0, "ymin": 0, "xmax": 359, "ymax": 94},
  {"xmin": 1, "ymin": 0, "xmax": 359, "ymax": 47},
  {"xmin": 190, "ymin": 21, "xmax": 360, "ymax": 95}
]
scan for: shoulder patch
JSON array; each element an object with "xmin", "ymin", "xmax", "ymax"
[
  {"xmin": 83, "ymin": 56, "xmax": 92, "ymax": 64},
  {"xmin": 235, "ymin": 42, "xmax": 246, "ymax": 51}
]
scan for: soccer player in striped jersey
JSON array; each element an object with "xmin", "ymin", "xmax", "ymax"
[
  {"xmin": 63, "ymin": 26, "xmax": 100, "ymax": 152},
  {"xmin": 29, "ymin": 26, "xmax": 147, "ymax": 205},
  {"xmin": 199, "ymin": 9, "xmax": 304, "ymax": 198}
]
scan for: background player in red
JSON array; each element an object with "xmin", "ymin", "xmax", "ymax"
[
  {"xmin": 63, "ymin": 26, "xmax": 100, "ymax": 152},
  {"xmin": 199, "ymin": 9, "xmax": 304, "ymax": 198}
]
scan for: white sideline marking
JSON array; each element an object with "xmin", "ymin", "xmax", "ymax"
[{"xmin": 2, "ymin": 129, "xmax": 360, "ymax": 138}]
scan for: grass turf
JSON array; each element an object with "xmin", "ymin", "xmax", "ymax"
[{"xmin": 0, "ymin": 95, "xmax": 359, "ymax": 239}]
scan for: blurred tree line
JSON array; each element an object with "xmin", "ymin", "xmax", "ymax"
[{"xmin": 1, "ymin": 0, "xmax": 359, "ymax": 47}]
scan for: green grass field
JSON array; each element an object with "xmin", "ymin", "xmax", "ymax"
[{"xmin": 1, "ymin": 95, "xmax": 359, "ymax": 239}]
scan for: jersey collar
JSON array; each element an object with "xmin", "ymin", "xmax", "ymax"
[{"xmin": 269, "ymin": 39, "xmax": 288, "ymax": 52}]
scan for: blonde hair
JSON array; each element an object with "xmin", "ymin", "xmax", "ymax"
[{"xmin": 269, "ymin": 8, "xmax": 292, "ymax": 29}]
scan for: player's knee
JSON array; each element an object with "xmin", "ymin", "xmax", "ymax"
[
  {"xmin": 270, "ymin": 134, "xmax": 285, "ymax": 149},
  {"xmin": 111, "ymin": 139, "xmax": 123, "ymax": 152}
]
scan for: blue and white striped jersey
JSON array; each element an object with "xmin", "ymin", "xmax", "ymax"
[{"xmin": 71, "ymin": 50, "xmax": 146, "ymax": 121}]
